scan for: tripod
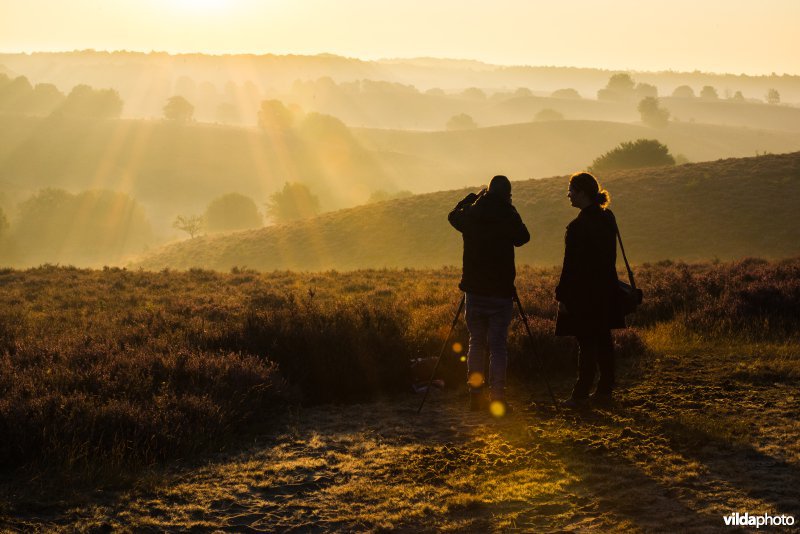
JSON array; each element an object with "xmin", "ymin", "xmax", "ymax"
[
  {"xmin": 417, "ymin": 294, "xmax": 465, "ymax": 414},
  {"xmin": 416, "ymin": 291, "xmax": 559, "ymax": 414},
  {"xmin": 513, "ymin": 289, "xmax": 559, "ymax": 409}
]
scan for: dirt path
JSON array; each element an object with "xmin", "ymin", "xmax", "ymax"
[{"xmin": 5, "ymin": 347, "xmax": 800, "ymax": 533}]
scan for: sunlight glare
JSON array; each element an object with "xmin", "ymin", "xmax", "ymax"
[
  {"xmin": 489, "ymin": 401, "xmax": 506, "ymax": 418},
  {"xmin": 467, "ymin": 372, "xmax": 484, "ymax": 388},
  {"xmin": 171, "ymin": 0, "xmax": 229, "ymax": 13}
]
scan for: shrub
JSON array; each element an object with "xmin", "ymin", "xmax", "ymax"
[
  {"xmin": 551, "ymin": 88, "xmax": 581, "ymax": 99},
  {"xmin": 534, "ymin": 108, "xmax": 564, "ymax": 122},
  {"xmin": 590, "ymin": 139, "xmax": 676, "ymax": 174},
  {"xmin": 446, "ymin": 113, "xmax": 478, "ymax": 130}
]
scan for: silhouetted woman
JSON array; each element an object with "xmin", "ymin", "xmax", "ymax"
[{"xmin": 555, "ymin": 172, "xmax": 625, "ymax": 407}]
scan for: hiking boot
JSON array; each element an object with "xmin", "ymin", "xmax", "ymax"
[
  {"xmin": 469, "ymin": 389, "xmax": 489, "ymax": 412},
  {"xmin": 560, "ymin": 397, "xmax": 588, "ymax": 409}
]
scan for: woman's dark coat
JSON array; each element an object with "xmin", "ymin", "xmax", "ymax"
[{"xmin": 555, "ymin": 204, "xmax": 626, "ymax": 336}]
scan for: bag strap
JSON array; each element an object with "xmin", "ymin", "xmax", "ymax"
[{"xmin": 612, "ymin": 214, "xmax": 637, "ymax": 290}]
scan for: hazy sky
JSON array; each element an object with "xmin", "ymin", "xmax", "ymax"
[{"xmin": 1, "ymin": 0, "xmax": 798, "ymax": 75}]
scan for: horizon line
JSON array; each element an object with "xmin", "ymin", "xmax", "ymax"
[{"xmin": 0, "ymin": 48, "xmax": 797, "ymax": 78}]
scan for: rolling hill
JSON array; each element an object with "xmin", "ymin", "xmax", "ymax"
[
  {"xmin": 360, "ymin": 120, "xmax": 800, "ymax": 192},
  {"xmin": 136, "ymin": 151, "xmax": 800, "ymax": 271},
  {"xmin": 5, "ymin": 114, "xmax": 800, "ymax": 238}
]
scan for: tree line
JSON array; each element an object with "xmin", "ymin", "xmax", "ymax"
[{"xmin": 0, "ymin": 73, "xmax": 123, "ymax": 118}]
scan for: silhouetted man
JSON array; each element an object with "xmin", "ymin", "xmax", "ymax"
[{"xmin": 448, "ymin": 175, "xmax": 530, "ymax": 413}]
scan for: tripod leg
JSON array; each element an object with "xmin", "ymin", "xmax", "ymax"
[
  {"xmin": 417, "ymin": 294, "xmax": 465, "ymax": 414},
  {"xmin": 513, "ymin": 291, "xmax": 559, "ymax": 409}
]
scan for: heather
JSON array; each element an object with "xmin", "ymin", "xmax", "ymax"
[{"xmin": 0, "ymin": 257, "xmax": 798, "ymax": 479}]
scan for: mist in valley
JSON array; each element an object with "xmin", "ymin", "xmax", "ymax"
[{"xmin": 1, "ymin": 52, "xmax": 800, "ymax": 268}]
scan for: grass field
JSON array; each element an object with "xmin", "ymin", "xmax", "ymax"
[
  {"xmin": 138, "ymin": 151, "xmax": 800, "ymax": 271},
  {"xmin": 1, "ymin": 258, "xmax": 798, "ymax": 531}
]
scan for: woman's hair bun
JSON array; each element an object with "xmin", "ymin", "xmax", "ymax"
[{"xmin": 596, "ymin": 189, "xmax": 611, "ymax": 208}]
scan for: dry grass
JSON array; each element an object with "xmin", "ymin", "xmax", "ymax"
[
  {"xmin": 0, "ymin": 258, "xmax": 798, "ymax": 531},
  {"xmin": 7, "ymin": 343, "xmax": 797, "ymax": 532}
]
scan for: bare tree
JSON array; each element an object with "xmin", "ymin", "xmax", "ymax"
[
  {"xmin": 766, "ymin": 89, "xmax": 780, "ymax": 105},
  {"xmin": 173, "ymin": 214, "xmax": 204, "ymax": 238}
]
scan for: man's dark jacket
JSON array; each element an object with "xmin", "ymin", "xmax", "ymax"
[
  {"xmin": 448, "ymin": 190, "xmax": 530, "ymax": 298},
  {"xmin": 555, "ymin": 204, "xmax": 626, "ymax": 336}
]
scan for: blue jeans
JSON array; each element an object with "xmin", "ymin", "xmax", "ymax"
[{"xmin": 465, "ymin": 293, "xmax": 514, "ymax": 400}]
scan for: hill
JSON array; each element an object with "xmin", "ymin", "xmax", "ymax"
[
  {"xmin": 0, "ymin": 114, "xmax": 393, "ymax": 230},
  {"xmin": 5, "ymin": 115, "xmax": 800, "ymax": 239},
  {"xmin": 136, "ymin": 151, "xmax": 800, "ymax": 271},
  {"xmin": 360, "ymin": 120, "xmax": 800, "ymax": 193},
  {"xmin": 3, "ymin": 51, "xmax": 800, "ymax": 122}
]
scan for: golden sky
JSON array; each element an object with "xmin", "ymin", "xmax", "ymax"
[{"xmin": 1, "ymin": 0, "xmax": 798, "ymax": 75}]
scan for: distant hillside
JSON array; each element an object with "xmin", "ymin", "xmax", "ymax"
[
  {"xmin": 3, "ymin": 52, "xmax": 800, "ymax": 132},
  {"xmin": 136, "ymin": 152, "xmax": 800, "ymax": 271},
  {"xmin": 360, "ymin": 120, "xmax": 800, "ymax": 192},
  {"xmin": 5, "ymin": 115, "xmax": 800, "ymax": 235},
  {"xmin": 0, "ymin": 114, "xmax": 394, "ymax": 229}
]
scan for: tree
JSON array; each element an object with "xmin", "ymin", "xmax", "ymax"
[
  {"xmin": 0, "ymin": 76, "xmax": 33, "ymax": 112},
  {"xmin": 589, "ymin": 139, "xmax": 676, "ymax": 174},
  {"xmin": 257, "ymin": 99, "xmax": 294, "ymax": 133},
  {"xmin": 551, "ymin": 88, "xmax": 581, "ymax": 99},
  {"xmin": 732, "ymin": 91, "xmax": 745, "ymax": 102},
  {"xmin": 265, "ymin": 182, "xmax": 320, "ymax": 223},
  {"xmin": 460, "ymin": 87, "xmax": 487, "ymax": 100},
  {"xmin": 204, "ymin": 193, "xmax": 262, "ymax": 232},
  {"xmin": 634, "ymin": 83, "xmax": 658, "ymax": 99},
  {"xmin": 446, "ymin": 113, "xmax": 478, "ymax": 130},
  {"xmin": 637, "ymin": 97, "xmax": 670, "ymax": 128},
  {"xmin": 514, "ymin": 87, "xmax": 533, "ymax": 98},
  {"xmin": 608, "ymin": 73, "xmax": 636, "ymax": 92},
  {"xmin": 29, "ymin": 83, "xmax": 65, "ymax": 115},
  {"xmin": 598, "ymin": 73, "xmax": 636, "ymax": 101},
  {"xmin": 700, "ymin": 86, "xmax": 719, "ymax": 100},
  {"xmin": 59, "ymin": 84, "xmax": 123, "ymax": 118},
  {"xmin": 534, "ymin": 108, "xmax": 564, "ymax": 121},
  {"xmin": 13, "ymin": 189, "xmax": 152, "ymax": 264},
  {"xmin": 173, "ymin": 214, "xmax": 204, "ymax": 239},
  {"xmin": 672, "ymin": 85, "xmax": 695, "ymax": 98},
  {"xmin": 766, "ymin": 88, "xmax": 780, "ymax": 105},
  {"xmin": 163, "ymin": 95, "xmax": 194, "ymax": 121}
]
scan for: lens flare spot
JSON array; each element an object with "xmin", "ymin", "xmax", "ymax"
[
  {"xmin": 489, "ymin": 401, "xmax": 506, "ymax": 418},
  {"xmin": 459, "ymin": 355, "xmax": 467, "ymax": 362},
  {"xmin": 467, "ymin": 372, "xmax": 484, "ymax": 388},
  {"xmin": 452, "ymin": 342, "xmax": 463, "ymax": 353}
]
